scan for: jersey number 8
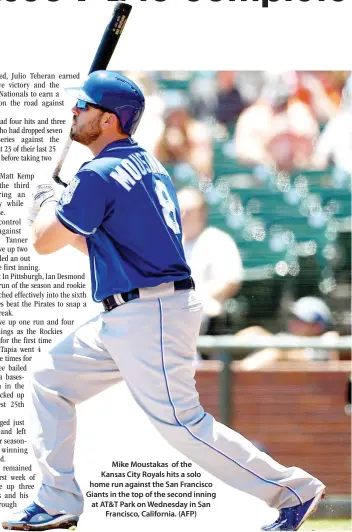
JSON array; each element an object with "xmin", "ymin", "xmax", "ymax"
[{"xmin": 155, "ymin": 179, "xmax": 180, "ymax": 235}]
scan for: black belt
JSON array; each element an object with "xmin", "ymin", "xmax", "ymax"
[{"xmin": 102, "ymin": 277, "xmax": 195, "ymax": 312}]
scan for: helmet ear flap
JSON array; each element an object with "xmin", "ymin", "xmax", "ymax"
[
  {"xmin": 115, "ymin": 103, "xmax": 145, "ymax": 136},
  {"xmin": 112, "ymin": 114, "xmax": 125, "ymax": 135}
]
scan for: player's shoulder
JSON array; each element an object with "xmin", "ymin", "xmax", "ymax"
[{"xmin": 78, "ymin": 158, "xmax": 121, "ymax": 184}]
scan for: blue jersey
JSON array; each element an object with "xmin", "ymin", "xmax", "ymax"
[{"xmin": 56, "ymin": 138, "xmax": 191, "ymax": 302}]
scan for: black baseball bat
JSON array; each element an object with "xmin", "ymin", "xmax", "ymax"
[{"xmin": 52, "ymin": 2, "xmax": 132, "ymax": 187}]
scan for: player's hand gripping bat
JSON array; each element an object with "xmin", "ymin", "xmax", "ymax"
[{"xmin": 52, "ymin": 2, "xmax": 132, "ymax": 187}]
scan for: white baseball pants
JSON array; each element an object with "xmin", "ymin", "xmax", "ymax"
[{"xmin": 31, "ymin": 288, "xmax": 324, "ymax": 516}]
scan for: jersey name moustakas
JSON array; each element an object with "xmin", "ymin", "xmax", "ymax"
[
  {"xmin": 110, "ymin": 150, "xmax": 168, "ymax": 192},
  {"xmin": 56, "ymin": 138, "xmax": 191, "ymax": 302}
]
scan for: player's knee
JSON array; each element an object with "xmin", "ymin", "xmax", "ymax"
[
  {"xmin": 31, "ymin": 357, "xmax": 68, "ymax": 395},
  {"xmin": 31, "ymin": 365, "xmax": 56, "ymax": 390},
  {"xmin": 31, "ymin": 366, "xmax": 78, "ymax": 407}
]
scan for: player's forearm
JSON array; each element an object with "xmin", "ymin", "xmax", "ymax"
[
  {"xmin": 32, "ymin": 202, "xmax": 76, "ymax": 255},
  {"xmin": 32, "ymin": 202, "xmax": 57, "ymax": 254}
]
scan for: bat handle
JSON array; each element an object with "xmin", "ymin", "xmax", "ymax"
[
  {"xmin": 52, "ymin": 137, "xmax": 72, "ymax": 187},
  {"xmin": 53, "ymin": 174, "xmax": 68, "ymax": 188}
]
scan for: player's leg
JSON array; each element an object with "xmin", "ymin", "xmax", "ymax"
[
  {"xmin": 101, "ymin": 290, "xmax": 324, "ymax": 511},
  {"xmin": 30, "ymin": 313, "xmax": 121, "ymax": 517}
]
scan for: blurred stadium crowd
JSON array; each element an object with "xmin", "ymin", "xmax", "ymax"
[{"xmin": 127, "ymin": 70, "xmax": 351, "ymax": 357}]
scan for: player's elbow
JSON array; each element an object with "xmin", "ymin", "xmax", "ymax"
[
  {"xmin": 34, "ymin": 246, "xmax": 52, "ymax": 256},
  {"xmin": 32, "ymin": 231, "xmax": 64, "ymax": 255},
  {"xmin": 32, "ymin": 231, "xmax": 45, "ymax": 254},
  {"xmin": 32, "ymin": 215, "xmax": 75, "ymax": 255},
  {"xmin": 33, "ymin": 239, "xmax": 55, "ymax": 255}
]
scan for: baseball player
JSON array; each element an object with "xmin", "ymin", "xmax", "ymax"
[{"xmin": 2, "ymin": 72, "xmax": 325, "ymax": 531}]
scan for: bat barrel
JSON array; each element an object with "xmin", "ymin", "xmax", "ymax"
[
  {"xmin": 89, "ymin": 3, "xmax": 132, "ymax": 74},
  {"xmin": 114, "ymin": 3, "xmax": 132, "ymax": 16}
]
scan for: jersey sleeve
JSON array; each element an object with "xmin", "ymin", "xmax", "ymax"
[{"xmin": 56, "ymin": 170, "xmax": 108, "ymax": 236}]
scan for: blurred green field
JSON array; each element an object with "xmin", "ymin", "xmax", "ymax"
[{"xmin": 301, "ymin": 519, "xmax": 352, "ymax": 530}]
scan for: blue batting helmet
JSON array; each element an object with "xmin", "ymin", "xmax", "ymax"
[{"xmin": 66, "ymin": 71, "xmax": 145, "ymax": 136}]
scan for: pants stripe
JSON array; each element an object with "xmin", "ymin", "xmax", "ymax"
[{"xmin": 157, "ymin": 298, "xmax": 303, "ymax": 506}]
